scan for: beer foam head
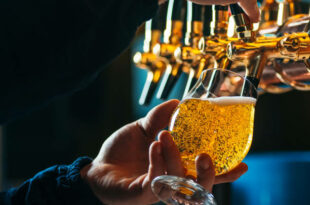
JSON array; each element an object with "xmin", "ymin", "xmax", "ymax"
[{"xmin": 207, "ymin": 96, "xmax": 257, "ymax": 105}]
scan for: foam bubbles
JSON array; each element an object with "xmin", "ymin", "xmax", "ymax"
[{"xmin": 207, "ymin": 96, "xmax": 257, "ymax": 105}]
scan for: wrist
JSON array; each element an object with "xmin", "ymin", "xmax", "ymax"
[
  {"xmin": 80, "ymin": 163, "xmax": 92, "ymax": 182},
  {"xmin": 79, "ymin": 161, "xmax": 106, "ymax": 204}
]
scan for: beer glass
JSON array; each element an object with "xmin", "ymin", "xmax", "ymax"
[{"xmin": 152, "ymin": 68, "xmax": 257, "ymax": 205}]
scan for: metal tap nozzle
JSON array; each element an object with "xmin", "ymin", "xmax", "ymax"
[
  {"xmin": 230, "ymin": 4, "xmax": 256, "ymax": 42},
  {"xmin": 155, "ymin": 0, "xmax": 186, "ymax": 100},
  {"xmin": 133, "ymin": 4, "xmax": 168, "ymax": 105}
]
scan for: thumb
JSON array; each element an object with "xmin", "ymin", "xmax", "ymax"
[
  {"xmin": 138, "ymin": 99, "xmax": 180, "ymax": 138},
  {"xmin": 196, "ymin": 153, "xmax": 215, "ymax": 193},
  {"xmin": 239, "ymin": 0, "xmax": 260, "ymax": 23}
]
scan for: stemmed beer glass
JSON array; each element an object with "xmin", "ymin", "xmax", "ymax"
[{"xmin": 152, "ymin": 68, "xmax": 257, "ymax": 205}]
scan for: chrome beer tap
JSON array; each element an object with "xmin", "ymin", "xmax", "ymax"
[
  {"xmin": 257, "ymin": 0, "xmax": 310, "ymax": 93},
  {"xmin": 199, "ymin": 5, "xmax": 236, "ymax": 71},
  {"xmin": 228, "ymin": 4, "xmax": 310, "ymax": 92},
  {"xmin": 173, "ymin": 3, "xmax": 211, "ymax": 98},
  {"xmin": 133, "ymin": 5, "xmax": 168, "ymax": 105},
  {"xmin": 259, "ymin": 0, "xmax": 280, "ymax": 35},
  {"xmin": 259, "ymin": 0, "xmax": 305, "ymax": 35},
  {"xmin": 155, "ymin": 0, "xmax": 186, "ymax": 100}
]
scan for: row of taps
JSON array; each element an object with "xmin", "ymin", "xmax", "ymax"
[{"xmin": 133, "ymin": 0, "xmax": 310, "ymax": 105}]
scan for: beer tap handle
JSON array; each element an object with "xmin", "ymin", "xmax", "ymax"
[
  {"xmin": 181, "ymin": 3, "xmax": 206, "ymax": 98},
  {"xmin": 229, "ymin": 3, "xmax": 244, "ymax": 15},
  {"xmin": 190, "ymin": 3, "xmax": 204, "ymax": 21},
  {"xmin": 210, "ymin": 5, "xmax": 228, "ymax": 36},
  {"xmin": 139, "ymin": 71, "xmax": 159, "ymax": 105},
  {"xmin": 229, "ymin": 4, "xmax": 260, "ymax": 92},
  {"xmin": 185, "ymin": 2, "xmax": 204, "ymax": 46},
  {"xmin": 156, "ymin": 63, "xmax": 183, "ymax": 99},
  {"xmin": 143, "ymin": 4, "xmax": 167, "ymax": 53},
  {"xmin": 183, "ymin": 68, "xmax": 197, "ymax": 98},
  {"xmin": 203, "ymin": 6, "xmax": 213, "ymax": 36},
  {"xmin": 164, "ymin": 0, "xmax": 185, "ymax": 44},
  {"xmin": 229, "ymin": 4, "xmax": 255, "ymax": 42},
  {"xmin": 152, "ymin": 3, "xmax": 168, "ymax": 31},
  {"xmin": 136, "ymin": 4, "xmax": 168, "ymax": 105},
  {"xmin": 170, "ymin": 0, "xmax": 185, "ymax": 21},
  {"xmin": 156, "ymin": 0, "xmax": 186, "ymax": 100}
]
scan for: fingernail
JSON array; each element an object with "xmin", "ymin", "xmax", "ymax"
[
  {"xmin": 242, "ymin": 166, "xmax": 248, "ymax": 174},
  {"xmin": 201, "ymin": 158, "xmax": 210, "ymax": 170},
  {"xmin": 162, "ymin": 134, "xmax": 173, "ymax": 147}
]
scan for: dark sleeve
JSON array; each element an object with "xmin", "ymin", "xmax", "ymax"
[
  {"xmin": 0, "ymin": 0, "xmax": 158, "ymax": 124},
  {"xmin": 0, "ymin": 157, "xmax": 103, "ymax": 205}
]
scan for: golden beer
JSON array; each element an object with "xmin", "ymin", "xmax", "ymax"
[{"xmin": 169, "ymin": 96, "xmax": 256, "ymax": 176}]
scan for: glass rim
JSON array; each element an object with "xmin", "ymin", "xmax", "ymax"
[{"xmin": 201, "ymin": 68, "xmax": 258, "ymax": 93}]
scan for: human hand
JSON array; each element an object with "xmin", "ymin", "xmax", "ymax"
[
  {"xmin": 159, "ymin": 0, "xmax": 260, "ymax": 23},
  {"xmin": 81, "ymin": 100, "xmax": 248, "ymax": 205}
]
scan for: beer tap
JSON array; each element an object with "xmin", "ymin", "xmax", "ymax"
[
  {"xmin": 173, "ymin": 3, "xmax": 209, "ymax": 98},
  {"xmin": 228, "ymin": 3, "xmax": 269, "ymax": 90},
  {"xmin": 228, "ymin": 30, "xmax": 310, "ymax": 92},
  {"xmin": 261, "ymin": 0, "xmax": 279, "ymax": 23},
  {"xmin": 155, "ymin": 0, "xmax": 186, "ymax": 100},
  {"xmin": 256, "ymin": 0, "xmax": 310, "ymax": 93},
  {"xmin": 228, "ymin": 4, "xmax": 310, "ymax": 92},
  {"xmin": 133, "ymin": 5, "xmax": 168, "ymax": 105},
  {"xmin": 259, "ymin": 0, "xmax": 280, "ymax": 35},
  {"xmin": 259, "ymin": 0, "xmax": 310, "ymax": 36},
  {"xmin": 199, "ymin": 5, "xmax": 235, "ymax": 71},
  {"xmin": 276, "ymin": 0, "xmax": 298, "ymax": 26}
]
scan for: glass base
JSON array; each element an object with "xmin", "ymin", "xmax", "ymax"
[{"xmin": 151, "ymin": 175, "xmax": 217, "ymax": 205}]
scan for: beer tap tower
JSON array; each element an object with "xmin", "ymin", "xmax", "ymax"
[
  {"xmin": 133, "ymin": 0, "xmax": 310, "ymax": 105},
  {"xmin": 133, "ymin": 7, "xmax": 167, "ymax": 105}
]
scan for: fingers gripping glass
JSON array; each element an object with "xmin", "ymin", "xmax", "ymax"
[{"xmin": 151, "ymin": 69, "xmax": 257, "ymax": 205}]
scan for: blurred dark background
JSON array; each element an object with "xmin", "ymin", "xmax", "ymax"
[
  {"xmin": 1, "ymin": 30, "xmax": 310, "ymax": 204},
  {"xmin": 0, "ymin": 42, "xmax": 134, "ymax": 189}
]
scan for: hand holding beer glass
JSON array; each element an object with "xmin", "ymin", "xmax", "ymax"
[{"xmin": 152, "ymin": 69, "xmax": 257, "ymax": 205}]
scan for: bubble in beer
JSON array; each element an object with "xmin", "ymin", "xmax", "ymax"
[{"xmin": 169, "ymin": 96, "xmax": 256, "ymax": 176}]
